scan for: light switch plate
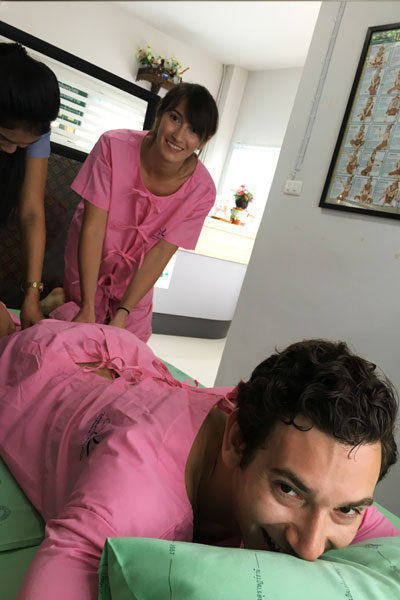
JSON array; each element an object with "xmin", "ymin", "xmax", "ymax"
[{"xmin": 284, "ymin": 180, "xmax": 303, "ymax": 196}]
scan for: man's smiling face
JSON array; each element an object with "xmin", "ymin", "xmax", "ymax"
[{"xmin": 229, "ymin": 416, "xmax": 382, "ymax": 561}]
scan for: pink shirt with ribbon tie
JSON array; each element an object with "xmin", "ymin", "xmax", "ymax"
[{"xmin": 51, "ymin": 129, "xmax": 216, "ymax": 341}]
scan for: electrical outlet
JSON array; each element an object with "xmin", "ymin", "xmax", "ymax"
[{"xmin": 284, "ymin": 180, "xmax": 303, "ymax": 196}]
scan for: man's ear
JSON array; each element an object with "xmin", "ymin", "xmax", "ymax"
[{"xmin": 221, "ymin": 410, "xmax": 245, "ymax": 470}]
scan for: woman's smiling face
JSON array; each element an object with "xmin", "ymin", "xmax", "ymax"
[
  {"xmin": 155, "ymin": 101, "xmax": 202, "ymax": 164},
  {"xmin": 226, "ymin": 415, "xmax": 381, "ymax": 561}
]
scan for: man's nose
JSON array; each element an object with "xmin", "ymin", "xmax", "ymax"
[{"xmin": 286, "ymin": 512, "xmax": 327, "ymax": 561}]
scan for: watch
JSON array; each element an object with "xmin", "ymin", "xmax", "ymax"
[{"xmin": 23, "ymin": 281, "xmax": 44, "ymax": 294}]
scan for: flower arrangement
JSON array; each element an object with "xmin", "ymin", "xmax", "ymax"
[
  {"xmin": 137, "ymin": 45, "xmax": 183, "ymax": 79},
  {"xmin": 137, "ymin": 45, "xmax": 163, "ymax": 68},
  {"xmin": 234, "ymin": 185, "xmax": 253, "ymax": 209},
  {"xmin": 164, "ymin": 56, "xmax": 182, "ymax": 78}
]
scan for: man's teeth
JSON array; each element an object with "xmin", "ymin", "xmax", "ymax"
[{"xmin": 167, "ymin": 141, "xmax": 182, "ymax": 151}]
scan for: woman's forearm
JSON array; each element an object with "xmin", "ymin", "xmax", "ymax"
[
  {"xmin": 76, "ymin": 200, "xmax": 108, "ymax": 317},
  {"xmin": 19, "ymin": 157, "xmax": 47, "ymax": 327},
  {"xmin": 110, "ymin": 239, "xmax": 177, "ymax": 327},
  {"xmin": 19, "ymin": 158, "xmax": 47, "ymax": 284}
]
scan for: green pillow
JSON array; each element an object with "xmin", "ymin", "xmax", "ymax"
[
  {"xmin": 98, "ymin": 535, "xmax": 400, "ymax": 600},
  {"xmin": 0, "ymin": 546, "xmax": 39, "ymax": 600},
  {"xmin": 0, "ymin": 458, "xmax": 44, "ymax": 552}
]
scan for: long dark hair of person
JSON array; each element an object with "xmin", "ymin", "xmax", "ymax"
[{"xmin": 0, "ymin": 42, "xmax": 60, "ymax": 224}]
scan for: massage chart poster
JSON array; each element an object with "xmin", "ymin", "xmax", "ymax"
[{"xmin": 321, "ymin": 25, "xmax": 400, "ymax": 219}]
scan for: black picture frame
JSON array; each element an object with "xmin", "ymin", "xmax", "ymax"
[
  {"xmin": 0, "ymin": 20, "xmax": 159, "ymax": 162},
  {"xmin": 320, "ymin": 22, "xmax": 400, "ymax": 220}
]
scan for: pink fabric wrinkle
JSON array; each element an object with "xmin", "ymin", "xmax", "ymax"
[
  {"xmin": 101, "ymin": 250, "xmax": 138, "ymax": 301},
  {"xmin": 110, "ymin": 218, "xmax": 152, "ymax": 269},
  {"xmin": 217, "ymin": 386, "xmax": 239, "ymax": 414},
  {"xmin": 104, "ymin": 248, "xmax": 138, "ymax": 270},
  {"xmin": 97, "ymin": 273, "xmax": 124, "ymax": 308},
  {"xmin": 152, "ymin": 359, "xmax": 183, "ymax": 388},
  {"xmin": 128, "ymin": 187, "xmax": 162, "ymax": 216},
  {"xmin": 181, "ymin": 379, "xmax": 199, "ymax": 387},
  {"xmin": 80, "ymin": 338, "xmax": 143, "ymax": 384}
]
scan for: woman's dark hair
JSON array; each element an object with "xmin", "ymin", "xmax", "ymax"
[
  {"xmin": 152, "ymin": 82, "xmax": 218, "ymax": 145},
  {"xmin": 0, "ymin": 42, "xmax": 60, "ymax": 223},
  {"xmin": 235, "ymin": 339, "xmax": 398, "ymax": 481}
]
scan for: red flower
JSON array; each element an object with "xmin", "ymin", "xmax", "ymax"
[{"xmin": 237, "ymin": 190, "xmax": 243, "ymax": 195}]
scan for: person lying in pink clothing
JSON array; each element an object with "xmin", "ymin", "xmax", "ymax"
[{"xmin": 0, "ymin": 310, "xmax": 398, "ymax": 599}]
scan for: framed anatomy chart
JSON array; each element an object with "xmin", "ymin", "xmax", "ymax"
[{"xmin": 320, "ymin": 23, "xmax": 400, "ymax": 220}]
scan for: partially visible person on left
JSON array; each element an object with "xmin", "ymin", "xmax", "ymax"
[{"xmin": 0, "ymin": 42, "xmax": 60, "ymax": 334}]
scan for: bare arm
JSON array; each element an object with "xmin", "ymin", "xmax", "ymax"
[
  {"xmin": 19, "ymin": 157, "xmax": 47, "ymax": 329},
  {"xmin": 72, "ymin": 200, "xmax": 108, "ymax": 323},
  {"xmin": 109, "ymin": 239, "xmax": 178, "ymax": 329}
]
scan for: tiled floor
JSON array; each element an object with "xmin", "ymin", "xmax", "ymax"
[{"xmin": 147, "ymin": 333, "xmax": 226, "ymax": 387}]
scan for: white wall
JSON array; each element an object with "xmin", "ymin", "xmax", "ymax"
[
  {"xmin": 216, "ymin": 1, "xmax": 400, "ymax": 515},
  {"xmin": 0, "ymin": 1, "xmax": 222, "ymax": 94},
  {"xmin": 203, "ymin": 64, "xmax": 248, "ymax": 186},
  {"xmin": 232, "ymin": 67, "xmax": 303, "ymax": 147},
  {"xmin": 217, "ymin": 66, "xmax": 303, "ymax": 216}
]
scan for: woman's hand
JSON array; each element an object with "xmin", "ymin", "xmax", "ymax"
[
  {"xmin": 72, "ymin": 306, "xmax": 96, "ymax": 324},
  {"xmin": 108, "ymin": 309, "xmax": 128, "ymax": 329},
  {"xmin": 20, "ymin": 293, "xmax": 44, "ymax": 329}
]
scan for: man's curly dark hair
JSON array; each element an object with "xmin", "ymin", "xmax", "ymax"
[{"xmin": 235, "ymin": 339, "xmax": 398, "ymax": 480}]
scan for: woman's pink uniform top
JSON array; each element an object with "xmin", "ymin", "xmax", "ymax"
[
  {"xmin": 0, "ymin": 318, "xmax": 398, "ymax": 599},
  {"xmin": 51, "ymin": 129, "xmax": 216, "ymax": 341}
]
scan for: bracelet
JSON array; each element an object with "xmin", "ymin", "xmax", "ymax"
[
  {"xmin": 116, "ymin": 306, "xmax": 130, "ymax": 315},
  {"xmin": 21, "ymin": 281, "xmax": 44, "ymax": 294}
]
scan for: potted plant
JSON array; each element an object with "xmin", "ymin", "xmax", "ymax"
[
  {"xmin": 230, "ymin": 185, "xmax": 253, "ymax": 224},
  {"xmin": 234, "ymin": 185, "xmax": 253, "ymax": 209}
]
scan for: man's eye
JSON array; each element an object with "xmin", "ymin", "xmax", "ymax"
[
  {"xmin": 338, "ymin": 507, "xmax": 360, "ymax": 517},
  {"xmin": 279, "ymin": 483, "xmax": 297, "ymax": 496}
]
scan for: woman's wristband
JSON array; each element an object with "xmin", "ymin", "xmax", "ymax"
[{"xmin": 116, "ymin": 306, "xmax": 130, "ymax": 315}]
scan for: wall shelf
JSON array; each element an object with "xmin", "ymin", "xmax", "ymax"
[{"xmin": 136, "ymin": 67, "xmax": 176, "ymax": 94}]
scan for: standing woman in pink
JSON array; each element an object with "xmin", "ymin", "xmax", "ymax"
[{"xmin": 50, "ymin": 83, "xmax": 218, "ymax": 342}]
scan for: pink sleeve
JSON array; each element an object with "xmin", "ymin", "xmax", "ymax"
[
  {"xmin": 351, "ymin": 505, "xmax": 400, "ymax": 545},
  {"xmin": 17, "ymin": 509, "xmax": 116, "ymax": 600},
  {"xmin": 71, "ymin": 133, "xmax": 112, "ymax": 211},
  {"xmin": 165, "ymin": 187, "xmax": 215, "ymax": 249}
]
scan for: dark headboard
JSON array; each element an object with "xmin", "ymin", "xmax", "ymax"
[{"xmin": 0, "ymin": 151, "xmax": 83, "ymax": 307}]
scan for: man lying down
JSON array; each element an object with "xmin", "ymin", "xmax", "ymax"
[{"xmin": 0, "ymin": 306, "xmax": 399, "ymax": 599}]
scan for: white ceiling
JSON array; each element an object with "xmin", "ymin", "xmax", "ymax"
[{"xmin": 115, "ymin": 1, "xmax": 321, "ymax": 71}]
